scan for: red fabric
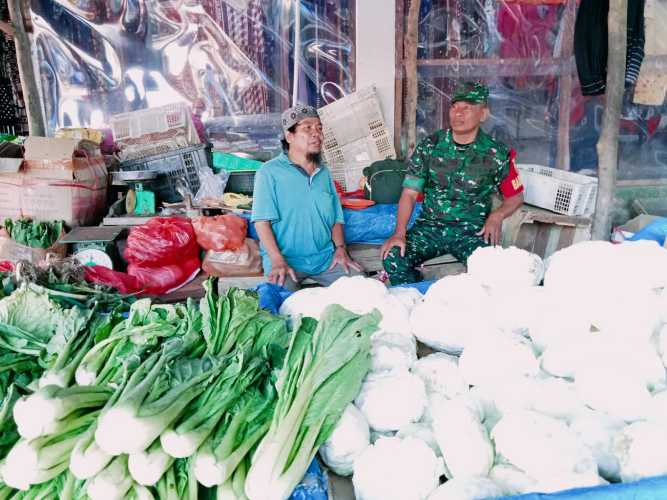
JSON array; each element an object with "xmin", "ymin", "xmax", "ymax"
[
  {"xmin": 127, "ymin": 256, "xmax": 201, "ymax": 296},
  {"xmin": 124, "ymin": 217, "xmax": 198, "ymax": 266},
  {"xmin": 500, "ymin": 150, "xmax": 525, "ymax": 199},
  {"xmin": 84, "ymin": 266, "xmax": 142, "ymax": 295},
  {"xmin": 192, "ymin": 215, "xmax": 247, "ymax": 252}
]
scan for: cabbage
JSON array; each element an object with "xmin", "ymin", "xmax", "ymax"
[
  {"xmin": 458, "ymin": 332, "xmax": 539, "ymax": 387},
  {"xmin": 387, "ymin": 286, "xmax": 424, "ymax": 312},
  {"xmin": 319, "ymin": 404, "xmax": 370, "ymax": 476},
  {"xmin": 422, "ymin": 274, "xmax": 490, "ymax": 309},
  {"xmin": 396, "ymin": 423, "xmax": 441, "ymax": 457},
  {"xmin": 613, "ymin": 421, "xmax": 667, "ymax": 482},
  {"xmin": 489, "ymin": 462, "xmax": 538, "ymax": 495},
  {"xmin": 353, "ymin": 436, "xmax": 442, "ymax": 500},
  {"xmin": 355, "ymin": 369, "xmax": 426, "ymax": 432},
  {"xmin": 410, "ymin": 301, "xmax": 494, "ymax": 355},
  {"xmin": 467, "ymin": 245, "xmax": 544, "ymax": 289},
  {"xmin": 426, "ymin": 476, "xmax": 504, "ymax": 500},
  {"xmin": 369, "ymin": 331, "xmax": 416, "ymax": 374},
  {"xmin": 574, "ymin": 367, "xmax": 653, "ymax": 422},
  {"xmin": 411, "ymin": 353, "xmax": 468, "ymax": 399},
  {"xmin": 430, "ymin": 397, "xmax": 494, "ymax": 478},
  {"xmin": 492, "ymin": 410, "xmax": 597, "ymax": 482},
  {"xmin": 568, "ymin": 409, "xmax": 625, "ymax": 481}
]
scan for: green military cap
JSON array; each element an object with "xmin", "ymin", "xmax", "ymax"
[{"xmin": 451, "ymin": 81, "xmax": 489, "ymax": 104}]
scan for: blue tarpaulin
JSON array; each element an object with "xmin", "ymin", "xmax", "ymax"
[
  {"xmin": 628, "ymin": 217, "xmax": 667, "ymax": 247},
  {"xmin": 245, "ymin": 203, "xmax": 422, "ymax": 245},
  {"xmin": 289, "ymin": 460, "xmax": 328, "ymax": 500},
  {"xmin": 503, "ymin": 475, "xmax": 667, "ymax": 500},
  {"xmin": 255, "ymin": 281, "xmax": 667, "ymax": 500}
]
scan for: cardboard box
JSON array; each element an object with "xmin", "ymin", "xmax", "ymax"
[
  {"xmin": 0, "ymin": 142, "xmax": 23, "ymax": 174},
  {"xmin": 0, "ymin": 137, "xmax": 108, "ymax": 227},
  {"xmin": 0, "ymin": 229, "xmax": 66, "ymax": 264}
]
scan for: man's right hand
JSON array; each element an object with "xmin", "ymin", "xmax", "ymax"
[
  {"xmin": 381, "ymin": 234, "xmax": 407, "ymax": 260},
  {"xmin": 268, "ymin": 258, "xmax": 297, "ymax": 287}
]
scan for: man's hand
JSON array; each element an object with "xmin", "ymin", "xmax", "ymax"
[
  {"xmin": 476, "ymin": 212, "xmax": 504, "ymax": 246},
  {"xmin": 381, "ymin": 234, "xmax": 407, "ymax": 260},
  {"xmin": 328, "ymin": 247, "xmax": 363, "ymax": 274},
  {"xmin": 268, "ymin": 258, "xmax": 297, "ymax": 287}
]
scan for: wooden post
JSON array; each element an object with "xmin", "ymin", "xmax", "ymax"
[
  {"xmin": 404, "ymin": 0, "xmax": 421, "ymax": 156},
  {"xmin": 8, "ymin": 0, "xmax": 45, "ymax": 136},
  {"xmin": 592, "ymin": 0, "xmax": 627, "ymax": 240},
  {"xmin": 555, "ymin": 0, "xmax": 577, "ymax": 171},
  {"xmin": 394, "ymin": 0, "xmax": 405, "ymax": 155}
]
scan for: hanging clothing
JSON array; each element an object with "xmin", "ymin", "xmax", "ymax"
[
  {"xmin": 215, "ymin": 0, "xmax": 269, "ymax": 114},
  {"xmin": 574, "ymin": 0, "xmax": 646, "ymax": 96}
]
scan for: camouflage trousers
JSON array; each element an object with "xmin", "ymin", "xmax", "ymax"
[{"xmin": 382, "ymin": 222, "xmax": 488, "ymax": 285}]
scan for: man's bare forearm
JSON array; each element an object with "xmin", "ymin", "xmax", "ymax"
[
  {"xmin": 490, "ymin": 193, "xmax": 523, "ymax": 220},
  {"xmin": 331, "ymin": 223, "xmax": 346, "ymax": 249}
]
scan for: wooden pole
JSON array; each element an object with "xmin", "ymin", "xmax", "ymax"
[
  {"xmin": 394, "ymin": 0, "xmax": 405, "ymax": 155},
  {"xmin": 404, "ymin": 0, "xmax": 421, "ymax": 156},
  {"xmin": 555, "ymin": 0, "xmax": 577, "ymax": 171},
  {"xmin": 592, "ymin": 0, "xmax": 627, "ymax": 240},
  {"xmin": 7, "ymin": 0, "xmax": 45, "ymax": 136}
]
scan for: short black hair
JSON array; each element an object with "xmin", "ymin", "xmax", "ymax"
[{"xmin": 281, "ymin": 123, "xmax": 297, "ymax": 152}]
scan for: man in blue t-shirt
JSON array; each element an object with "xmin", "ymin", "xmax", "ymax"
[{"xmin": 251, "ymin": 105, "xmax": 362, "ymax": 290}]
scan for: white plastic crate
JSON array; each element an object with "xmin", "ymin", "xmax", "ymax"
[
  {"xmin": 318, "ymin": 86, "xmax": 395, "ymax": 191},
  {"xmin": 111, "ymin": 103, "xmax": 189, "ymax": 141},
  {"xmin": 517, "ymin": 164, "xmax": 598, "ymax": 217}
]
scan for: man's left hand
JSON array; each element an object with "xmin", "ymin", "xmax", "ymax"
[
  {"xmin": 476, "ymin": 212, "xmax": 504, "ymax": 246},
  {"xmin": 328, "ymin": 247, "xmax": 364, "ymax": 274}
]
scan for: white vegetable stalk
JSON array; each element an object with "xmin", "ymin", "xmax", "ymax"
[
  {"xmin": 0, "ymin": 438, "xmax": 71, "ymax": 490},
  {"xmin": 194, "ymin": 417, "xmax": 269, "ymax": 487},
  {"xmin": 69, "ymin": 424, "xmax": 113, "ymax": 480},
  {"xmin": 86, "ymin": 455, "xmax": 133, "ymax": 500},
  {"xmin": 129, "ymin": 440, "xmax": 174, "ymax": 486},
  {"xmin": 13, "ymin": 385, "xmax": 110, "ymax": 440},
  {"xmin": 132, "ymin": 484, "xmax": 156, "ymax": 500},
  {"xmin": 1, "ymin": 412, "xmax": 96, "ymax": 490},
  {"xmin": 95, "ymin": 351, "xmax": 213, "ymax": 456}
]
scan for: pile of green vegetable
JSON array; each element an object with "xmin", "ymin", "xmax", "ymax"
[
  {"xmin": 0, "ymin": 278, "xmax": 379, "ymax": 499},
  {"xmin": 0, "ymin": 259, "xmax": 129, "ymax": 308},
  {"xmin": 3, "ymin": 219, "xmax": 64, "ymax": 249}
]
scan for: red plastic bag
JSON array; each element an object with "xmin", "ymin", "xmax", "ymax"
[
  {"xmin": 84, "ymin": 266, "xmax": 142, "ymax": 295},
  {"xmin": 192, "ymin": 215, "xmax": 247, "ymax": 252},
  {"xmin": 124, "ymin": 217, "xmax": 198, "ymax": 266},
  {"xmin": 127, "ymin": 256, "xmax": 201, "ymax": 295}
]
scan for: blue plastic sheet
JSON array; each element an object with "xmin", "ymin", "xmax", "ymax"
[
  {"xmin": 343, "ymin": 203, "xmax": 422, "ymax": 245},
  {"xmin": 289, "ymin": 460, "xmax": 328, "ymax": 500},
  {"xmin": 503, "ymin": 475, "xmax": 667, "ymax": 500},
  {"xmin": 255, "ymin": 282, "xmax": 293, "ymax": 314},
  {"xmin": 246, "ymin": 203, "xmax": 422, "ymax": 245},
  {"xmin": 628, "ymin": 217, "xmax": 667, "ymax": 246}
]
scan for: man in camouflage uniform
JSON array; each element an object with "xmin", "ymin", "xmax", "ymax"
[{"xmin": 381, "ymin": 82, "xmax": 525, "ymax": 285}]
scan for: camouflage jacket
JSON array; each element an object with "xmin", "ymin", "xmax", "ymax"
[{"xmin": 403, "ymin": 128, "xmax": 510, "ymax": 229}]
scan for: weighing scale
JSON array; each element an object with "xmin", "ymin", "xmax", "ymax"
[
  {"xmin": 111, "ymin": 170, "xmax": 158, "ymax": 215},
  {"xmin": 60, "ymin": 226, "xmax": 126, "ymax": 269}
]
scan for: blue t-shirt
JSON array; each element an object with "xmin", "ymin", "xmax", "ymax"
[{"xmin": 251, "ymin": 153, "xmax": 345, "ymax": 275}]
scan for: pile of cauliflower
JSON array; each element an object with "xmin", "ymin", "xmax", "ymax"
[{"xmin": 279, "ymin": 242, "xmax": 667, "ymax": 500}]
